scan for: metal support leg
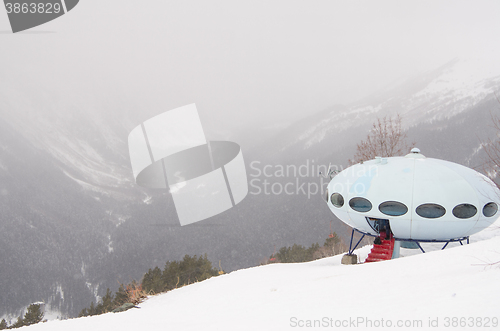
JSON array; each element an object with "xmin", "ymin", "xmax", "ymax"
[
  {"xmin": 441, "ymin": 242, "xmax": 449, "ymax": 250},
  {"xmin": 416, "ymin": 242, "xmax": 425, "ymax": 253},
  {"xmin": 392, "ymin": 240, "xmax": 401, "ymax": 259},
  {"xmin": 348, "ymin": 229, "xmax": 354, "ymax": 254},
  {"xmin": 350, "ymin": 234, "xmax": 365, "ymax": 254}
]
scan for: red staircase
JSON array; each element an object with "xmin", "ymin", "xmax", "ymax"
[{"xmin": 365, "ymin": 231, "xmax": 395, "ymax": 263}]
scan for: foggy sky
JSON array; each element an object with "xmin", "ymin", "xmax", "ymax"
[{"xmin": 1, "ymin": 0, "xmax": 499, "ymax": 141}]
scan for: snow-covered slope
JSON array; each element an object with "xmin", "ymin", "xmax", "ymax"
[
  {"xmin": 284, "ymin": 58, "xmax": 500, "ymax": 152},
  {"xmin": 0, "ymin": 77, "xmax": 138, "ymax": 200},
  {"xmin": 27, "ymin": 224, "xmax": 500, "ymax": 331}
]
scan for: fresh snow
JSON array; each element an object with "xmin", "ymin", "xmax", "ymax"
[
  {"xmin": 414, "ymin": 58, "xmax": 500, "ymax": 101},
  {"xmin": 295, "ymin": 58, "xmax": 500, "ymax": 150},
  {"xmin": 25, "ymin": 224, "xmax": 500, "ymax": 331}
]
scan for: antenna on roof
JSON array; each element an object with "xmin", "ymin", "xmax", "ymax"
[{"xmin": 319, "ymin": 165, "xmax": 340, "ymax": 180}]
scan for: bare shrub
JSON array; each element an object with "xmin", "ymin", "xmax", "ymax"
[
  {"xmin": 479, "ymin": 108, "xmax": 500, "ymax": 187},
  {"xmin": 349, "ymin": 114, "xmax": 414, "ymax": 165}
]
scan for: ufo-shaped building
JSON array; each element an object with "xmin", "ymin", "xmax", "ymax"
[{"xmin": 326, "ymin": 148, "xmax": 500, "ymax": 259}]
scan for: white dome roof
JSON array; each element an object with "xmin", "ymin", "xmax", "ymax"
[{"xmin": 327, "ymin": 151, "xmax": 500, "ymax": 240}]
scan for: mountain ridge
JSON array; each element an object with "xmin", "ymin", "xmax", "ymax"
[{"xmin": 1, "ymin": 57, "xmax": 500, "ymax": 318}]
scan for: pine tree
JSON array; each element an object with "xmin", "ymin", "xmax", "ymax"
[
  {"xmin": 197, "ymin": 254, "xmax": 218, "ymax": 280},
  {"xmin": 142, "ymin": 267, "xmax": 163, "ymax": 294},
  {"xmin": 158, "ymin": 254, "xmax": 219, "ymax": 292},
  {"xmin": 324, "ymin": 233, "xmax": 340, "ymax": 248},
  {"xmin": 95, "ymin": 302, "xmax": 104, "ymax": 316},
  {"xmin": 0, "ymin": 319, "xmax": 7, "ymax": 330},
  {"xmin": 100, "ymin": 288, "xmax": 115, "ymax": 313},
  {"xmin": 88, "ymin": 302, "xmax": 96, "ymax": 316},
  {"xmin": 113, "ymin": 284, "xmax": 128, "ymax": 307},
  {"xmin": 78, "ymin": 307, "xmax": 88, "ymax": 318},
  {"xmin": 12, "ymin": 315, "xmax": 24, "ymax": 328},
  {"xmin": 81, "ymin": 287, "xmax": 117, "ymax": 317},
  {"xmin": 23, "ymin": 303, "xmax": 44, "ymax": 326},
  {"xmin": 275, "ymin": 243, "xmax": 320, "ymax": 263},
  {"xmin": 162, "ymin": 260, "xmax": 181, "ymax": 291},
  {"xmin": 178, "ymin": 255, "xmax": 195, "ymax": 286}
]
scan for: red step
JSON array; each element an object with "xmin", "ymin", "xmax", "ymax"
[{"xmin": 364, "ymin": 233, "xmax": 395, "ymax": 263}]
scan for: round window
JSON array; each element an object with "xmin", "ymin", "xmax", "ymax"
[
  {"xmin": 415, "ymin": 203, "xmax": 446, "ymax": 219},
  {"xmin": 452, "ymin": 204, "xmax": 477, "ymax": 219},
  {"xmin": 483, "ymin": 202, "xmax": 498, "ymax": 217},
  {"xmin": 349, "ymin": 197, "xmax": 372, "ymax": 212},
  {"xmin": 330, "ymin": 193, "xmax": 344, "ymax": 208},
  {"xmin": 379, "ymin": 201, "xmax": 408, "ymax": 216}
]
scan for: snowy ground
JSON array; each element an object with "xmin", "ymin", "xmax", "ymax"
[{"xmin": 25, "ymin": 224, "xmax": 500, "ymax": 331}]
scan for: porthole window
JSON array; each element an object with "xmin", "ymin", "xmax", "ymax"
[
  {"xmin": 415, "ymin": 203, "xmax": 446, "ymax": 219},
  {"xmin": 483, "ymin": 202, "xmax": 498, "ymax": 217},
  {"xmin": 379, "ymin": 201, "xmax": 408, "ymax": 216},
  {"xmin": 349, "ymin": 197, "xmax": 372, "ymax": 212},
  {"xmin": 330, "ymin": 193, "xmax": 344, "ymax": 208},
  {"xmin": 452, "ymin": 204, "xmax": 477, "ymax": 219}
]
